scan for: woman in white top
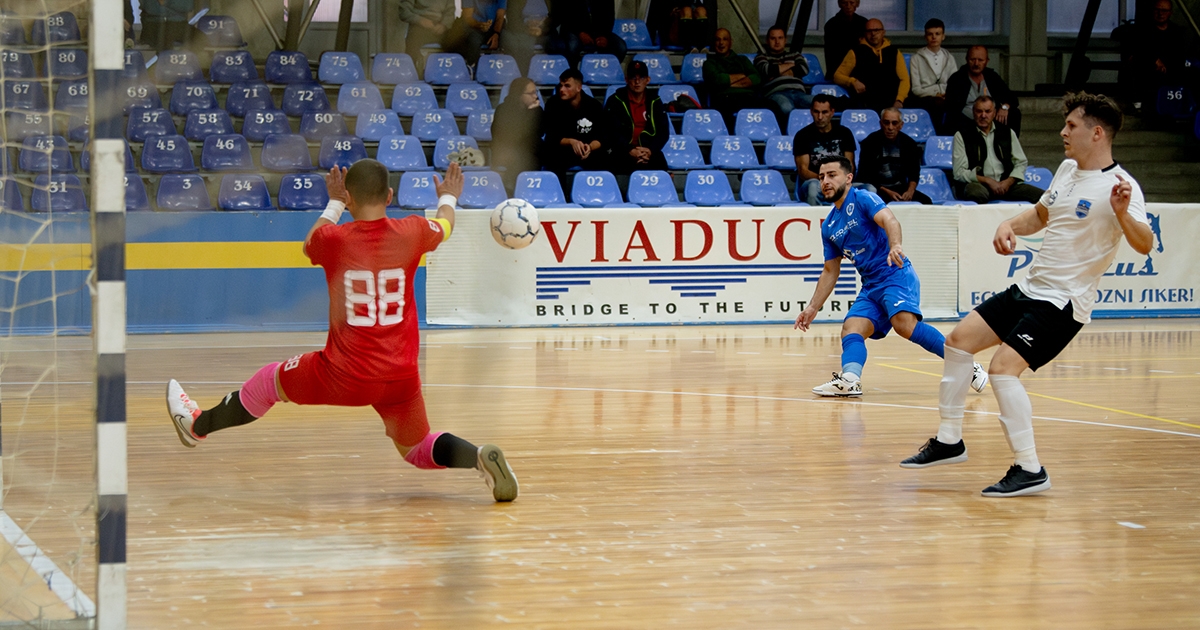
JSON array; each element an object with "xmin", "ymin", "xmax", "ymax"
[{"xmin": 907, "ymin": 19, "xmax": 958, "ymax": 133}]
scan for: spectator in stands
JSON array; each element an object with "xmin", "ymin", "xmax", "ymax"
[
  {"xmin": 832, "ymin": 18, "xmax": 910, "ymax": 112},
  {"xmin": 445, "ymin": 0, "xmax": 508, "ymax": 67},
  {"xmin": 1118, "ymin": 0, "xmax": 1192, "ymax": 111},
  {"xmin": 541, "ymin": 69, "xmax": 611, "ymax": 184},
  {"xmin": 493, "ymin": 77, "xmax": 543, "ymax": 192},
  {"xmin": 140, "ymin": 0, "xmax": 194, "ymax": 50},
  {"xmin": 907, "ymin": 18, "xmax": 957, "ymax": 129},
  {"xmin": 857, "ymin": 108, "xmax": 931, "ymax": 205},
  {"xmin": 793, "ymin": 94, "xmax": 870, "ymax": 205},
  {"xmin": 546, "ymin": 0, "xmax": 627, "ymax": 67},
  {"xmin": 823, "ymin": 0, "xmax": 867, "ymax": 76},
  {"xmin": 703, "ymin": 28, "xmax": 764, "ymax": 130},
  {"xmin": 504, "ymin": 0, "xmax": 549, "ymax": 74},
  {"xmin": 399, "ymin": 0, "xmax": 456, "ymax": 73},
  {"xmin": 605, "ymin": 61, "xmax": 671, "ymax": 174},
  {"xmin": 945, "ymin": 46, "xmax": 1021, "ymax": 135},
  {"xmin": 755, "ymin": 26, "xmax": 812, "ymax": 130},
  {"xmin": 951, "ymin": 95, "xmax": 1043, "ymax": 204}
]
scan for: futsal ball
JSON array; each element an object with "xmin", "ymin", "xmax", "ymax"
[{"xmin": 490, "ymin": 198, "xmax": 541, "ymax": 250}]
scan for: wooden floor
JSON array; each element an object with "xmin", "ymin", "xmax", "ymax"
[{"xmin": 3, "ymin": 320, "xmax": 1200, "ymax": 628}]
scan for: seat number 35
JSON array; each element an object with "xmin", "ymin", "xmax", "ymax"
[{"xmin": 344, "ymin": 269, "xmax": 405, "ymax": 326}]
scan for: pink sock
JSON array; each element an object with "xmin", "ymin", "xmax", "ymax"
[
  {"xmin": 403, "ymin": 432, "xmax": 447, "ymax": 470},
  {"xmin": 240, "ymin": 362, "xmax": 282, "ymax": 418}
]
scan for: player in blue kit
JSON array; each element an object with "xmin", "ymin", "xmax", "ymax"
[{"xmin": 794, "ymin": 155, "xmax": 988, "ymax": 397}]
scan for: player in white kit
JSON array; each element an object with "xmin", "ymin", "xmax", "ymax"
[{"xmin": 898, "ymin": 92, "xmax": 1154, "ymax": 497}]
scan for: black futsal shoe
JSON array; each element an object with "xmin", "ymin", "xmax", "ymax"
[
  {"xmin": 981, "ymin": 465, "xmax": 1051, "ymax": 497},
  {"xmin": 899, "ymin": 437, "xmax": 967, "ymax": 468}
]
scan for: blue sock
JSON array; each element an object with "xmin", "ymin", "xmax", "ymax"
[
  {"xmin": 841, "ymin": 333, "xmax": 867, "ymax": 378},
  {"xmin": 910, "ymin": 321, "xmax": 946, "ymax": 358}
]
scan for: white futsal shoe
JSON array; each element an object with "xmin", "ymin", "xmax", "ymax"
[
  {"xmin": 812, "ymin": 372, "xmax": 863, "ymax": 397},
  {"xmin": 166, "ymin": 379, "xmax": 204, "ymax": 448},
  {"xmin": 971, "ymin": 362, "xmax": 989, "ymax": 393},
  {"xmin": 477, "ymin": 444, "xmax": 518, "ymax": 502}
]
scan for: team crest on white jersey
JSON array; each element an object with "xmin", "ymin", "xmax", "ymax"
[{"xmin": 1075, "ymin": 199, "xmax": 1092, "ymax": 219}]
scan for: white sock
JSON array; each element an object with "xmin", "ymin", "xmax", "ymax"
[
  {"xmin": 991, "ymin": 374, "xmax": 1040, "ymax": 472},
  {"xmin": 936, "ymin": 345, "xmax": 974, "ymax": 444}
]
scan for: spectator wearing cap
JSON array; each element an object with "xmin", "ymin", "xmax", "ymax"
[
  {"xmin": 703, "ymin": 28, "xmax": 766, "ymax": 130},
  {"xmin": 823, "ymin": 0, "xmax": 867, "ymax": 76},
  {"xmin": 605, "ymin": 60, "xmax": 671, "ymax": 174},
  {"xmin": 541, "ymin": 68, "xmax": 612, "ymax": 183},
  {"xmin": 907, "ymin": 18, "xmax": 957, "ymax": 129},
  {"xmin": 832, "ymin": 18, "xmax": 910, "ymax": 112},
  {"xmin": 755, "ymin": 26, "xmax": 813, "ymax": 130},
  {"xmin": 944, "ymin": 46, "xmax": 1021, "ymax": 135},
  {"xmin": 857, "ymin": 108, "xmax": 931, "ymax": 205}
]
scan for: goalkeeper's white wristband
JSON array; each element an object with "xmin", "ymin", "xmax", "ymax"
[
  {"xmin": 438, "ymin": 194, "xmax": 457, "ymax": 210},
  {"xmin": 320, "ymin": 200, "xmax": 346, "ymax": 223}
]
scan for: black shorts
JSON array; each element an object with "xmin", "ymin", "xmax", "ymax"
[{"xmin": 975, "ymin": 285, "xmax": 1085, "ymax": 371}]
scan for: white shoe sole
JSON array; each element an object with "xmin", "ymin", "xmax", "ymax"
[
  {"xmin": 898, "ymin": 452, "xmax": 968, "ymax": 469},
  {"xmin": 811, "ymin": 388, "xmax": 863, "ymax": 397},
  {"xmin": 981, "ymin": 479, "xmax": 1051, "ymax": 498},
  {"xmin": 166, "ymin": 380, "xmax": 200, "ymax": 448},
  {"xmin": 478, "ymin": 444, "xmax": 518, "ymax": 502}
]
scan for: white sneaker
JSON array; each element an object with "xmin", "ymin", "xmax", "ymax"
[
  {"xmin": 166, "ymin": 379, "xmax": 204, "ymax": 448},
  {"xmin": 971, "ymin": 362, "xmax": 989, "ymax": 393},
  {"xmin": 812, "ymin": 372, "xmax": 863, "ymax": 397},
  {"xmin": 477, "ymin": 444, "xmax": 518, "ymax": 502}
]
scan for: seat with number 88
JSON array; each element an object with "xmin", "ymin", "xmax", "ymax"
[{"xmin": 490, "ymin": 198, "xmax": 541, "ymax": 249}]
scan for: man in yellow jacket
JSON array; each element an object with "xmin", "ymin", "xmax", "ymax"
[{"xmin": 832, "ymin": 19, "xmax": 910, "ymax": 112}]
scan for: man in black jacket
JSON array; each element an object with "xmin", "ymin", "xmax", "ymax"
[
  {"xmin": 858, "ymin": 108, "xmax": 931, "ymax": 205},
  {"xmin": 605, "ymin": 61, "xmax": 670, "ymax": 174},
  {"xmin": 944, "ymin": 46, "xmax": 1021, "ymax": 135},
  {"xmin": 951, "ymin": 96, "xmax": 1042, "ymax": 204},
  {"xmin": 541, "ymin": 69, "xmax": 611, "ymax": 183}
]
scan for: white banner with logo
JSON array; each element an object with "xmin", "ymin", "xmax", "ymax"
[
  {"xmin": 425, "ymin": 205, "xmax": 961, "ymax": 326},
  {"xmin": 957, "ymin": 203, "xmax": 1200, "ymax": 316}
]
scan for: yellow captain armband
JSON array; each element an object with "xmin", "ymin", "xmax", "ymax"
[{"xmin": 432, "ymin": 218, "xmax": 452, "ymax": 241}]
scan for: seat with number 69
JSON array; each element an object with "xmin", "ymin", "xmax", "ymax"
[
  {"xmin": 279, "ymin": 173, "xmax": 330, "ymax": 210},
  {"xmin": 121, "ymin": 81, "xmax": 161, "ymax": 113},
  {"xmin": 613, "ymin": 19, "xmax": 655, "ymax": 50},
  {"xmin": 156, "ymin": 174, "xmax": 213, "ymax": 211},
  {"xmin": 319, "ymin": 135, "xmax": 368, "ymax": 169},
  {"xmin": 219, "ymin": 175, "xmax": 273, "ymax": 210}
]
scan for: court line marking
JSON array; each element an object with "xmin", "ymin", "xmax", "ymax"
[
  {"xmin": 0, "ymin": 511, "xmax": 96, "ymax": 618},
  {"xmin": 878, "ymin": 363, "xmax": 1200, "ymax": 430}
]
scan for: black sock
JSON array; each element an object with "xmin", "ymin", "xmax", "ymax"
[
  {"xmin": 193, "ymin": 391, "xmax": 258, "ymax": 437},
  {"xmin": 431, "ymin": 433, "xmax": 479, "ymax": 469}
]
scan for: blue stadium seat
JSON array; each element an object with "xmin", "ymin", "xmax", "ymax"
[
  {"xmin": 812, "ymin": 84, "xmax": 848, "ymax": 98},
  {"xmin": 184, "ymin": 109, "xmax": 235, "ymax": 140},
  {"xmin": 514, "ymin": 171, "xmax": 573, "ymax": 207},
  {"xmin": 391, "ymin": 82, "xmax": 438, "ymax": 116},
  {"xmin": 0, "ymin": 12, "xmax": 25, "ymax": 45},
  {"xmin": 681, "ymin": 109, "xmax": 728, "ymax": 141},
  {"xmin": 154, "ymin": 50, "xmax": 203, "ymax": 84},
  {"xmin": 241, "ymin": 109, "xmax": 291, "ymax": 141},
  {"xmin": 282, "ymin": 82, "xmax": 331, "ymax": 116},
  {"xmin": 410, "ymin": 109, "xmax": 458, "ymax": 140},
  {"xmin": 917, "ymin": 167, "xmax": 953, "ymax": 203},
  {"xmin": 2, "ymin": 80, "xmax": 48, "ymax": 111},
  {"xmin": 903, "ymin": 52, "xmax": 912, "ymax": 74},
  {"xmin": 318, "ymin": 51, "xmax": 365, "ymax": 84},
  {"xmin": 265, "ymin": 51, "xmax": 313, "ymax": 83},
  {"xmin": 800, "ymin": 53, "xmax": 824, "ymax": 85},
  {"xmin": 899, "ymin": 108, "xmax": 935, "ymax": 142},
  {"xmin": 740, "ymin": 169, "xmax": 790, "ymax": 205},
  {"xmin": 49, "ymin": 48, "xmax": 87, "ymax": 78},
  {"xmin": 397, "ymin": 172, "xmax": 437, "ymax": 208},
  {"xmin": 156, "ymin": 174, "xmax": 213, "ymax": 211},
  {"xmin": 201, "ymin": 134, "xmax": 254, "ymax": 171},
  {"xmin": 571, "ymin": 171, "xmax": 624, "ymax": 207},
  {"xmin": 603, "ymin": 85, "xmax": 621, "ymax": 103},
  {"xmin": 663, "ymin": 135, "xmax": 710, "ymax": 170},
  {"xmin": 141, "ymin": 135, "xmax": 197, "ymax": 173},
  {"xmin": 31, "ymin": 174, "xmax": 86, "ymax": 212},
  {"xmin": 433, "ymin": 135, "xmax": 482, "ymax": 170},
  {"xmin": 126, "ymin": 107, "xmax": 176, "ymax": 141},
  {"xmin": 1, "ymin": 50, "xmax": 36, "ymax": 78},
  {"xmin": 355, "ymin": 110, "xmax": 403, "ymax": 141},
  {"xmin": 445, "ymin": 82, "xmax": 490, "ymax": 115},
  {"xmin": 336, "ymin": 81, "xmax": 385, "ymax": 115},
  {"xmin": 0, "ymin": 178, "xmax": 23, "ymax": 211},
  {"xmin": 735, "ymin": 108, "xmax": 781, "ymax": 140},
  {"xmin": 787, "ymin": 109, "xmax": 814, "ymax": 135},
  {"xmin": 7, "ymin": 111, "xmax": 52, "ymax": 141},
  {"xmin": 466, "ymin": 109, "xmax": 494, "ymax": 141},
  {"xmin": 81, "ymin": 138, "xmax": 137, "ymax": 173},
  {"xmin": 123, "ymin": 50, "xmax": 147, "ymax": 80},
  {"xmin": 923, "ymin": 135, "xmax": 953, "ymax": 169},
  {"xmin": 225, "ymin": 81, "xmax": 275, "ymax": 117},
  {"xmin": 1024, "ymin": 166, "xmax": 1054, "ymax": 188},
  {"xmin": 425, "ymin": 53, "xmax": 471, "ymax": 84},
  {"xmin": 121, "ymin": 82, "xmax": 161, "ymax": 113},
  {"xmin": 528, "ymin": 54, "xmax": 569, "ymax": 85},
  {"xmin": 764, "ymin": 135, "xmax": 795, "ymax": 170},
  {"xmin": 279, "ymin": 173, "xmax": 330, "ymax": 210},
  {"xmin": 19, "ymin": 135, "xmax": 74, "ymax": 173},
  {"xmin": 628, "ymin": 170, "xmax": 682, "ymax": 206},
  {"xmin": 460, "ymin": 171, "xmax": 506, "ymax": 208},
  {"xmin": 614, "ymin": 19, "xmax": 655, "ymax": 50},
  {"xmin": 658, "ymin": 84, "xmax": 699, "ymax": 106},
  {"xmin": 219, "ymin": 175, "xmax": 273, "ymax": 211},
  {"xmin": 710, "ymin": 135, "xmax": 759, "ymax": 169},
  {"xmin": 841, "ymin": 109, "xmax": 879, "ymax": 142},
  {"xmin": 376, "ymin": 135, "xmax": 431, "ymax": 171},
  {"xmin": 169, "ymin": 80, "xmax": 218, "ymax": 115},
  {"xmin": 124, "ymin": 175, "xmax": 150, "ymax": 211},
  {"xmin": 633, "ymin": 53, "xmax": 674, "ymax": 84},
  {"xmin": 195, "ymin": 15, "xmax": 245, "ymax": 47},
  {"xmin": 300, "ymin": 111, "xmax": 349, "ymax": 140},
  {"xmin": 54, "ymin": 79, "xmax": 90, "ymax": 111},
  {"xmin": 684, "ymin": 171, "xmax": 739, "ymax": 205},
  {"xmin": 1157, "ymin": 85, "xmax": 1194, "ymax": 118},
  {"xmin": 66, "ymin": 113, "xmax": 89, "ymax": 142},
  {"xmin": 580, "ymin": 54, "xmax": 623, "ymax": 85},
  {"xmin": 32, "ymin": 12, "xmax": 80, "ymax": 44},
  {"xmin": 477, "ymin": 54, "xmax": 521, "ymax": 86},
  {"xmin": 210, "ymin": 50, "xmax": 257, "ymax": 83},
  {"xmin": 318, "ymin": 135, "xmax": 368, "ymax": 169},
  {"xmin": 260, "ymin": 133, "xmax": 314, "ymax": 172},
  {"xmin": 681, "ymin": 53, "xmax": 707, "ymax": 84},
  {"xmin": 372, "ymin": 53, "xmax": 418, "ymax": 84}
]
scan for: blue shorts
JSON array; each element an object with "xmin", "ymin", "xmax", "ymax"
[{"xmin": 845, "ymin": 265, "xmax": 923, "ymax": 339}]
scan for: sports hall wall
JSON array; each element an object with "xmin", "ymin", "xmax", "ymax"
[{"xmin": 3, "ymin": 203, "xmax": 1195, "ymax": 335}]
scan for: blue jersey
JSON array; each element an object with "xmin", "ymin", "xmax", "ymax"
[{"xmin": 820, "ymin": 187, "xmax": 908, "ymax": 286}]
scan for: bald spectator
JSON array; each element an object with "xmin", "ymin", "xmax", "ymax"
[
  {"xmin": 951, "ymin": 96, "xmax": 1042, "ymax": 204},
  {"xmin": 703, "ymin": 28, "xmax": 765, "ymax": 130},
  {"xmin": 944, "ymin": 45, "xmax": 1021, "ymax": 135},
  {"xmin": 832, "ymin": 19, "xmax": 910, "ymax": 112},
  {"xmin": 858, "ymin": 108, "xmax": 931, "ymax": 205},
  {"xmin": 823, "ymin": 0, "xmax": 867, "ymax": 77}
]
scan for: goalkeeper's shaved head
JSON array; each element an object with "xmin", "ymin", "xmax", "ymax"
[{"xmin": 345, "ymin": 159, "xmax": 390, "ymax": 207}]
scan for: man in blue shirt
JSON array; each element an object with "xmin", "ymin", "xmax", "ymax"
[{"xmin": 794, "ymin": 155, "xmax": 987, "ymax": 397}]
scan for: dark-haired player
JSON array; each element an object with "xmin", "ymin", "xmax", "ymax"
[{"xmin": 166, "ymin": 161, "xmax": 518, "ymax": 502}]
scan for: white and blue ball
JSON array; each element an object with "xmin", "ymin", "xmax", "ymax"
[{"xmin": 489, "ymin": 198, "xmax": 540, "ymax": 250}]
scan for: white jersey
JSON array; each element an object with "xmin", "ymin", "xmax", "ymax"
[{"xmin": 1018, "ymin": 159, "xmax": 1147, "ymax": 324}]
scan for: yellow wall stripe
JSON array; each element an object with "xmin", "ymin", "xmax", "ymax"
[{"xmin": 0, "ymin": 242, "xmax": 429, "ymax": 271}]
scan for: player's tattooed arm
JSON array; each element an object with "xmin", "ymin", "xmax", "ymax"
[
  {"xmin": 795, "ymin": 258, "xmax": 842, "ymax": 331},
  {"xmin": 993, "ymin": 203, "xmax": 1049, "ymax": 255},
  {"xmin": 872, "ymin": 206, "xmax": 905, "ymax": 267},
  {"xmin": 1112, "ymin": 174, "xmax": 1153, "ymax": 255}
]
